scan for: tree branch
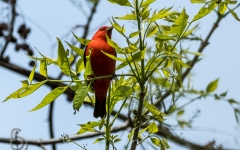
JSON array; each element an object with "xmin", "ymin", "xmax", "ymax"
[{"xmin": 0, "ymin": 120, "xmax": 130, "ymax": 147}]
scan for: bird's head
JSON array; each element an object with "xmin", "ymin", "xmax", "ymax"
[{"xmin": 92, "ymin": 26, "xmax": 113, "ymax": 41}]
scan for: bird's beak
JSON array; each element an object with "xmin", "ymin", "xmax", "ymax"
[{"xmin": 106, "ymin": 26, "xmax": 113, "ymax": 32}]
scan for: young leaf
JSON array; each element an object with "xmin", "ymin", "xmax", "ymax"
[
  {"xmin": 148, "ymin": 122, "xmax": 158, "ymax": 134},
  {"xmin": 129, "ymin": 31, "xmax": 141, "ymax": 38},
  {"xmin": 75, "ymin": 57, "xmax": 85, "ymax": 74},
  {"xmin": 101, "ymin": 50, "xmax": 125, "ymax": 62},
  {"xmin": 177, "ymin": 110, "xmax": 185, "ymax": 116},
  {"xmin": 146, "ymin": 24, "xmax": 158, "ymax": 38},
  {"xmin": 190, "ymin": 0, "xmax": 206, "ymax": 3},
  {"xmin": 107, "ymin": 0, "xmax": 132, "ymax": 7},
  {"xmin": 115, "ymin": 14, "xmax": 136, "ymax": 20},
  {"xmin": 143, "ymin": 101, "xmax": 165, "ymax": 121},
  {"xmin": 73, "ymin": 84, "xmax": 90, "ymax": 112},
  {"xmin": 174, "ymin": 59, "xmax": 190, "ymax": 68},
  {"xmin": 3, "ymin": 87, "xmax": 26, "ymax": 102},
  {"xmin": 72, "ymin": 32, "xmax": 90, "ymax": 46},
  {"xmin": 155, "ymin": 34, "xmax": 176, "ymax": 41},
  {"xmin": 114, "ymin": 138, "xmax": 121, "ymax": 143},
  {"xmin": 18, "ymin": 81, "xmax": 47, "ymax": 98},
  {"xmin": 150, "ymin": 137, "xmax": 160, "ymax": 146},
  {"xmin": 40, "ymin": 60, "xmax": 47, "ymax": 78},
  {"xmin": 170, "ymin": 8, "xmax": 189, "ymax": 37},
  {"xmin": 114, "ymin": 85, "xmax": 133, "ymax": 98},
  {"xmin": 229, "ymin": 9, "xmax": 240, "ymax": 21},
  {"xmin": 93, "ymin": 137, "xmax": 105, "ymax": 144},
  {"xmin": 111, "ymin": 18, "xmax": 126, "ymax": 36},
  {"xmin": 219, "ymin": 2, "xmax": 227, "ymax": 15},
  {"xmin": 206, "ymin": 78, "xmax": 219, "ymax": 93},
  {"xmin": 192, "ymin": 3, "xmax": 217, "ymax": 22},
  {"xmin": 140, "ymin": 0, "xmax": 156, "ymax": 7},
  {"xmin": 66, "ymin": 42, "xmax": 84, "ymax": 57},
  {"xmin": 29, "ymin": 62, "xmax": 36, "ymax": 83},
  {"xmin": 84, "ymin": 51, "xmax": 93, "ymax": 79},
  {"xmin": 106, "ymin": 35, "xmax": 124, "ymax": 53},
  {"xmin": 57, "ymin": 38, "xmax": 71, "ymax": 76},
  {"xmin": 30, "ymin": 86, "xmax": 69, "ymax": 111},
  {"xmin": 161, "ymin": 138, "xmax": 170, "ymax": 149}
]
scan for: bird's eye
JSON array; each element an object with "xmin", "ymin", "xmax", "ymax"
[{"xmin": 99, "ymin": 28, "xmax": 104, "ymax": 31}]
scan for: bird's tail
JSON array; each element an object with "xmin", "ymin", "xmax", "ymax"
[{"xmin": 93, "ymin": 97, "xmax": 106, "ymax": 118}]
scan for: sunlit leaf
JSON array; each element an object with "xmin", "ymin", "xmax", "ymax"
[
  {"xmin": 75, "ymin": 58, "xmax": 85, "ymax": 74},
  {"xmin": 72, "ymin": 32, "xmax": 90, "ymax": 46},
  {"xmin": 229, "ymin": 9, "xmax": 240, "ymax": 21},
  {"xmin": 146, "ymin": 24, "xmax": 158, "ymax": 38},
  {"xmin": 190, "ymin": 0, "xmax": 206, "ymax": 3},
  {"xmin": 150, "ymin": 137, "xmax": 160, "ymax": 146},
  {"xmin": 161, "ymin": 138, "xmax": 170, "ymax": 149},
  {"xmin": 57, "ymin": 38, "xmax": 71, "ymax": 76},
  {"xmin": 177, "ymin": 110, "xmax": 184, "ymax": 116},
  {"xmin": 155, "ymin": 34, "xmax": 176, "ymax": 41},
  {"xmin": 106, "ymin": 35, "xmax": 124, "ymax": 53},
  {"xmin": 206, "ymin": 78, "xmax": 219, "ymax": 93},
  {"xmin": 108, "ymin": 0, "xmax": 132, "ymax": 7},
  {"xmin": 115, "ymin": 14, "xmax": 136, "ymax": 20},
  {"xmin": 170, "ymin": 8, "xmax": 189, "ymax": 37},
  {"xmin": 192, "ymin": 3, "xmax": 217, "ymax": 22},
  {"xmin": 66, "ymin": 42, "xmax": 84, "ymax": 57},
  {"xmin": 84, "ymin": 51, "xmax": 93, "ymax": 79},
  {"xmin": 101, "ymin": 50, "xmax": 125, "ymax": 62},
  {"xmin": 111, "ymin": 18, "xmax": 126, "ymax": 36},
  {"xmin": 29, "ymin": 63, "xmax": 36, "ymax": 83},
  {"xmin": 73, "ymin": 84, "xmax": 90, "ymax": 112},
  {"xmin": 30, "ymin": 85, "xmax": 69, "ymax": 111},
  {"xmin": 40, "ymin": 60, "xmax": 47, "ymax": 78},
  {"xmin": 18, "ymin": 81, "xmax": 47, "ymax": 98},
  {"xmin": 140, "ymin": 0, "xmax": 156, "ymax": 7},
  {"xmin": 219, "ymin": 2, "xmax": 227, "ymax": 15},
  {"xmin": 174, "ymin": 59, "xmax": 190, "ymax": 68},
  {"xmin": 3, "ymin": 87, "xmax": 26, "ymax": 102},
  {"xmin": 148, "ymin": 122, "xmax": 158, "ymax": 134},
  {"xmin": 129, "ymin": 31, "xmax": 140, "ymax": 38},
  {"xmin": 93, "ymin": 137, "xmax": 105, "ymax": 144}
]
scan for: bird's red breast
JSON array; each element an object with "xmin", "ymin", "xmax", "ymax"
[{"xmin": 84, "ymin": 26, "xmax": 116, "ymax": 118}]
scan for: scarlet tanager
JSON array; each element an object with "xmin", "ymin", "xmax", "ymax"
[{"xmin": 84, "ymin": 26, "xmax": 116, "ymax": 118}]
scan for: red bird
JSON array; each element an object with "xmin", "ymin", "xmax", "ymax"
[{"xmin": 84, "ymin": 26, "xmax": 116, "ymax": 118}]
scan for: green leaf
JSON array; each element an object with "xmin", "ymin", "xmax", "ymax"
[
  {"xmin": 206, "ymin": 78, "xmax": 219, "ymax": 93},
  {"xmin": 192, "ymin": 3, "xmax": 217, "ymax": 22},
  {"xmin": 106, "ymin": 35, "xmax": 123, "ymax": 53},
  {"xmin": 150, "ymin": 137, "xmax": 160, "ymax": 146},
  {"xmin": 72, "ymin": 32, "xmax": 90, "ymax": 46},
  {"xmin": 146, "ymin": 25, "xmax": 158, "ymax": 38},
  {"xmin": 75, "ymin": 57, "xmax": 85, "ymax": 74},
  {"xmin": 40, "ymin": 60, "xmax": 47, "ymax": 78},
  {"xmin": 66, "ymin": 42, "xmax": 84, "ymax": 58},
  {"xmin": 93, "ymin": 137, "xmax": 105, "ymax": 144},
  {"xmin": 29, "ymin": 63, "xmax": 36, "ymax": 83},
  {"xmin": 174, "ymin": 59, "xmax": 190, "ymax": 68},
  {"xmin": 21, "ymin": 80, "xmax": 29, "ymax": 88},
  {"xmin": 114, "ymin": 85, "xmax": 133, "ymax": 98},
  {"xmin": 140, "ymin": 0, "xmax": 156, "ymax": 7},
  {"xmin": 234, "ymin": 108, "xmax": 240, "ymax": 124},
  {"xmin": 143, "ymin": 101, "xmax": 165, "ymax": 121},
  {"xmin": 225, "ymin": 0, "xmax": 237, "ymax": 4},
  {"xmin": 18, "ymin": 81, "xmax": 47, "ymax": 98},
  {"xmin": 148, "ymin": 122, "xmax": 158, "ymax": 134},
  {"xmin": 220, "ymin": 91, "xmax": 227, "ymax": 97},
  {"xmin": 219, "ymin": 2, "xmax": 227, "ymax": 15},
  {"xmin": 190, "ymin": 0, "xmax": 206, "ymax": 3},
  {"xmin": 155, "ymin": 34, "xmax": 176, "ymax": 41},
  {"xmin": 111, "ymin": 18, "xmax": 126, "ymax": 36},
  {"xmin": 73, "ymin": 84, "xmax": 90, "ymax": 112},
  {"xmin": 161, "ymin": 68, "xmax": 171, "ymax": 77},
  {"xmin": 101, "ymin": 50, "xmax": 125, "ymax": 62},
  {"xmin": 30, "ymin": 86, "xmax": 69, "ymax": 111},
  {"xmin": 114, "ymin": 138, "xmax": 121, "ymax": 143},
  {"xmin": 99, "ymin": 117, "xmax": 105, "ymax": 131},
  {"xmin": 129, "ymin": 31, "xmax": 140, "ymax": 38},
  {"xmin": 84, "ymin": 50, "xmax": 93, "ymax": 79},
  {"xmin": 115, "ymin": 14, "xmax": 136, "ymax": 20},
  {"xmin": 170, "ymin": 8, "xmax": 189, "ymax": 37},
  {"xmin": 229, "ymin": 9, "xmax": 240, "ymax": 21},
  {"xmin": 177, "ymin": 110, "xmax": 184, "ymax": 116},
  {"xmin": 142, "ymin": 10, "xmax": 150, "ymax": 21},
  {"xmin": 228, "ymin": 99, "xmax": 240, "ymax": 105},
  {"xmin": 161, "ymin": 138, "xmax": 170, "ymax": 149},
  {"xmin": 3, "ymin": 87, "xmax": 26, "ymax": 102},
  {"xmin": 57, "ymin": 38, "xmax": 71, "ymax": 76},
  {"xmin": 108, "ymin": 0, "xmax": 132, "ymax": 7}
]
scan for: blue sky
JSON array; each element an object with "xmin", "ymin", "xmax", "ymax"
[{"xmin": 0, "ymin": 0, "xmax": 240, "ymax": 149}]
